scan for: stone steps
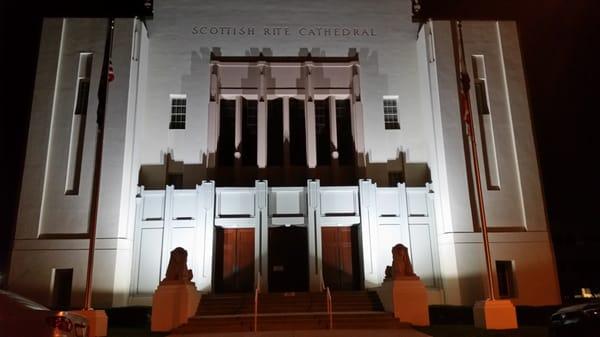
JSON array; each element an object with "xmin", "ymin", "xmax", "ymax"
[
  {"xmin": 174, "ymin": 312, "xmax": 409, "ymax": 333},
  {"xmin": 173, "ymin": 290, "xmax": 404, "ymax": 333}
]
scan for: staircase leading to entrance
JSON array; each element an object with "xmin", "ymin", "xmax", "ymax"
[{"xmin": 172, "ymin": 291, "xmax": 409, "ymax": 334}]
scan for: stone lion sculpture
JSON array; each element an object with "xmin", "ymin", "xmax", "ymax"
[
  {"xmin": 391, "ymin": 243, "xmax": 417, "ymax": 280},
  {"xmin": 161, "ymin": 247, "xmax": 193, "ymax": 284}
]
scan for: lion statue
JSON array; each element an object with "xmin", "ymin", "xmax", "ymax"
[
  {"xmin": 391, "ymin": 244, "xmax": 417, "ymax": 280},
  {"xmin": 161, "ymin": 247, "xmax": 193, "ymax": 284}
]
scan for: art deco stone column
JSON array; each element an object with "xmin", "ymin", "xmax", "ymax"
[
  {"xmin": 257, "ymin": 62, "xmax": 268, "ymax": 168},
  {"xmin": 283, "ymin": 96, "xmax": 290, "ymax": 144},
  {"xmin": 196, "ymin": 181, "xmax": 215, "ymax": 292},
  {"xmin": 255, "ymin": 180, "xmax": 269, "ymax": 290},
  {"xmin": 351, "ymin": 62, "xmax": 366, "ymax": 167},
  {"xmin": 282, "ymin": 96, "xmax": 291, "ymax": 175},
  {"xmin": 359, "ymin": 179, "xmax": 379, "ymax": 287},
  {"xmin": 307, "ymin": 179, "xmax": 322, "ymax": 291},
  {"xmin": 304, "ymin": 62, "xmax": 317, "ymax": 168},
  {"xmin": 328, "ymin": 96, "xmax": 338, "ymax": 158},
  {"xmin": 234, "ymin": 96, "xmax": 242, "ymax": 159},
  {"xmin": 206, "ymin": 62, "xmax": 220, "ymax": 168}
]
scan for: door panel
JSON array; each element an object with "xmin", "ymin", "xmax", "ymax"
[
  {"xmin": 215, "ymin": 228, "xmax": 254, "ymax": 293},
  {"xmin": 221, "ymin": 228, "xmax": 237, "ymax": 291},
  {"xmin": 236, "ymin": 228, "xmax": 255, "ymax": 291},
  {"xmin": 338, "ymin": 228, "xmax": 354, "ymax": 289},
  {"xmin": 321, "ymin": 226, "xmax": 360, "ymax": 290},
  {"xmin": 321, "ymin": 228, "xmax": 339, "ymax": 289}
]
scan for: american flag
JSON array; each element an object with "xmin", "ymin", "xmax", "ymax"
[
  {"xmin": 459, "ymin": 71, "xmax": 472, "ymax": 136},
  {"xmin": 108, "ymin": 60, "xmax": 115, "ymax": 82}
]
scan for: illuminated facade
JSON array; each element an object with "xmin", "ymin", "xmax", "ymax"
[{"xmin": 9, "ymin": 0, "xmax": 560, "ymax": 308}]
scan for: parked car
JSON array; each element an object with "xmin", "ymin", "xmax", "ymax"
[
  {"xmin": 549, "ymin": 302, "xmax": 600, "ymax": 337},
  {"xmin": 0, "ymin": 289, "xmax": 88, "ymax": 337}
]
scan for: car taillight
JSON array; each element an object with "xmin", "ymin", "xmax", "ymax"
[{"xmin": 45, "ymin": 316, "xmax": 73, "ymax": 332}]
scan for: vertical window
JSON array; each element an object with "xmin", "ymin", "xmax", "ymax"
[
  {"xmin": 169, "ymin": 94, "xmax": 187, "ymax": 129},
  {"xmin": 496, "ymin": 260, "xmax": 516, "ymax": 298},
  {"xmin": 267, "ymin": 98, "xmax": 284, "ymax": 166},
  {"xmin": 242, "ymin": 98, "xmax": 258, "ymax": 166},
  {"xmin": 474, "ymin": 81, "xmax": 490, "ymax": 115},
  {"xmin": 74, "ymin": 80, "xmax": 91, "ymax": 115},
  {"xmin": 217, "ymin": 99, "xmax": 236, "ymax": 166},
  {"xmin": 289, "ymin": 98, "xmax": 306, "ymax": 166},
  {"xmin": 315, "ymin": 99, "xmax": 331, "ymax": 166},
  {"xmin": 383, "ymin": 96, "xmax": 400, "ymax": 130},
  {"xmin": 335, "ymin": 99, "xmax": 355, "ymax": 165},
  {"xmin": 472, "ymin": 55, "xmax": 500, "ymax": 190},
  {"xmin": 65, "ymin": 52, "xmax": 93, "ymax": 195}
]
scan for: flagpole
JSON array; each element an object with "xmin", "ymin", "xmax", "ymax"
[
  {"xmin": 83, "ymin": 17, "xmax": 115, "ymax": 311},
  {"xmin": 454, "ymin": 20, "xmax": 496, "ymax": 301}
]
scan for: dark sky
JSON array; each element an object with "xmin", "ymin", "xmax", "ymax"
[{"xmin": 1, "ymin": 0, "xmax": 597, "ymax": 297}]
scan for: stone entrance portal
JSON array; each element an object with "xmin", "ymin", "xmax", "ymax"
[{"xmin": 130, "ymin": 181, "xmax": 439, "ymax": 304}]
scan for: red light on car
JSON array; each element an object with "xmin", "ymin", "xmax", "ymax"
[{"xmin": 45, "ymin": 316, "xmax": 73, "ymax": 332}]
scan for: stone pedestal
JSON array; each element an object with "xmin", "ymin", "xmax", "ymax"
[
  {"xmin": 71, "ymin": 309, "xmax": 107, "ymax": 337},
  {"xmin": 381, "ymin": 277, "xmax": 429, "ymax": 326},
  {"xmin": 151, "ymin": 282, "xmax": 201, "ymax": 332},
  {"xmin": 393, "ymin": 278, "xmax": 430, "ymax": 326},
  {"xmin": 473, "ymin": 299, "xmax": 518, "ymax": 330}
]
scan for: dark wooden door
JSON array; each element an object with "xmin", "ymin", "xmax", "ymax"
[
  {"xmin": 215, "ymin": 228, "xmax": 255, "ymax": 293},
  {"xmin": 268, "ymin": 226, "xmax": 309, "ymax": 292},
  {"xmin": 321, "ymin": 226, "xmax": 360, "ymax": 290}
]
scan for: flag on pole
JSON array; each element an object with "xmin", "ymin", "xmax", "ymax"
[
  {"xmin": 84, "ymin": 17, "xmax": 114, "ymax": 310},
  {"xmin": 454, "ymin": 20, "xmax": 473, "ymax": 138},
  {"xmin": 108, "ymin": 60, "xmax": 115, "ymax": 82}
]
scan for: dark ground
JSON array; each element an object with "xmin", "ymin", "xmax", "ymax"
[{"xmin": 103, "ymin": 305, "xmax": 558, "ymax": 337}]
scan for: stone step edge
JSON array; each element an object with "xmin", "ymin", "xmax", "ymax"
[{"xmin": 191, "ymin": 311, "xmax": 391, "ymax": 319}]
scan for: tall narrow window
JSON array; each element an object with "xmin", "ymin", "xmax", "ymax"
[
  {"xmin": 169, "ymin": 94, "xmax": 187, "ymax": 129},
  {"xmin": 335, "ymin": 99, "xmax": 355, "ymax": 165},
  {"xmin": 496, "ymin": 260, "xmax": 516, "ymax": 298},
  {"xmin": 383, "ymin": 96, "xmax": 400, "ymax": 130},
  {"xmin": 267, "ymin": 98, "xmax": 284, "ymax": 166},
  {"xmin": 289, "ymin": 98, "xmax": 306, "ymax": 166},
  {"xmin": 474, "ymin": 82, "xmax": 490, "ymax": 115},
  {"xmin": 242, "ymin": 98, "xmax": 258, "ymax": 166},
  {"xmin": 315, "ymin": 99, "xmax": 331, "ymax": 166},
  {"xmin": 218, "ymin": 99, "xmax": 236, "ymax": 166},
  {"xmin": 65, "ymin": 52, "xmax": 93, "ymax": 195},
  {"xmin": 472, "ymin": 55, "xmax": 500, "ymax": 190}
]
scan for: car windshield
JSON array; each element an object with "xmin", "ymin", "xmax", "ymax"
[{"xmin": 0, "ymin": 290, "xmax": 49, "ymax": 311}]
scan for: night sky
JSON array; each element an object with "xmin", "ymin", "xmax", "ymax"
[{"xmin": 1, "ymin": 0, "xmax": 596, "ymax": 298}]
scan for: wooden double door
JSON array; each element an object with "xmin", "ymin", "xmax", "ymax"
[
  {"xmin": 268, "ymin": 226, "xmax": 309, "ymax": 292},
  {"xmin": 214, "ymin": 228, "xmax": 255, "ymax": 293},
  {"xmin": 321, "ymin": 226, "xmax": 361, "ymax": 290}
]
